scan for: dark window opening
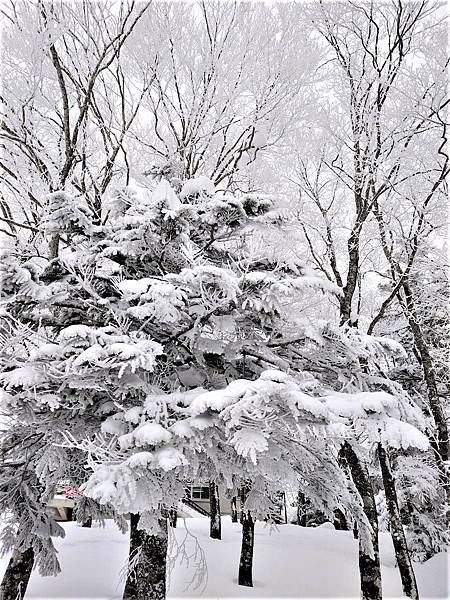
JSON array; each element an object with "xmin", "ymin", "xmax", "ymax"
[{"xmin": 185, "ymin": 485, "xmax": 210, "ymax": 500}]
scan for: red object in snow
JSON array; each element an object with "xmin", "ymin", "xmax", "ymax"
[{"xmin": 60, "ymin": 485, "xmax": 83, "ymax": 498}]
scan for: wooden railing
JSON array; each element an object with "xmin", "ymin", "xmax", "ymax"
[{"xmin": 182, "ymin": 497, "xmax": 210, "ymax": 516}]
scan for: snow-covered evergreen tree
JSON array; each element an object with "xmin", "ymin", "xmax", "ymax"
[
  {"xmin": 0, "ymin": 175, "xmax": 436, "ymax": 599},
  {"xmin": 0, "ymin": 176, "xmax": 304, "ymax": 597}
]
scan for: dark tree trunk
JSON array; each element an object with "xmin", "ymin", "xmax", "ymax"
[
  {"xmin": 378, "ymin": 444, "xmax": 419, "ymax": 600},
  {"xmin": 82, "ymin": 516, "xmax": 92, "ymax": 528},
  {"xmin": 0, "ymin": 547, "xmax": 34, "ymax": 600},
  {"xmin": 239, "ymin": 487, "xmax": 246, "ymax": 524},
  {"xmin": 209, "ymin": 482, "xmax": 221, "ymax": 539},
  {"xmin": 342, "ymin": 442, "xmax": 382, "ymax": 600},
  {"xmin": 282, "ymin": 492, "xmax": 288, "ymax": 524},
  {"xmin": 168, "ymin": 509, "xmax": 177, "ymax": 528},
  {"xmin": 335, "ymin": 449, "xmax": 350, "ymax": 531},
  {"xmin": 230, "ymin": 496, "xmax": 238, "ymax": 523},
  {"xmin": 297, "ymin": 490, "xmax": 307, "ymax": 526},
  {"xmin": 238, "ymin": 485, "xmax": 255, "ymax": 587},
  {"xmin": 238, "ymin": 511, "xmax": 255, "ymax": 587},
  {"xmin": 339, "ymin": 217, "xmax": 366, "ymax": 326},
  {"xmin": 123, "ymin": 513, "xmax": 168, "ymax": 600},
  {"xmin": 357, "ymin": 537, "xmax": 382, "ymax": 600},
  {"xmin": 333, "ymin": 508, "xmax": 349, "ymax": 530}
]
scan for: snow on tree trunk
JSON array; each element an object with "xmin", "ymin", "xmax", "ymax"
[
  {"xmin": 230, "ymin": 496, "xmax": 238, "ymax": 523},
  {"xmin": 82, "ymin": 517, "xmax": 92, "ymax": 528},
  {"xmin": 123, "ymin": 513, "xmax": 168, "ymax": 600},
  {"xmin": 0, "ymin": 547, "xmax": 34, "ymax": 600},
  {"xmin": 378, "ymin": 444, "xmax": 419, "ymax": 600},
  {"xmin": 48, "ymin": 234, "xmax": 60, "ymax": 260},
  {"xmin": 333, "ymin": 508, "xmax": 348, "ymax": 530},
  {"xmin": 238, "ymin": 510, "xmax": 255, "ymax": 587},
  {"xmin": 334, "ymin": 452, "xmax": 349, "ymax": 530},
  {"xmin": 404, "ymin": 280, "xmax": 449, "ymax": 465},
  {"xmin": 401, "ymin": 278, "xmax": 450, "ymax": 517},
  {"xmin": 209, "ymin": 482, "xmax": 221, "ymax": 539},
  {"xmin": 357, "ymin": 526, "xmax": 382, "ymax": 600},
  {"xmin": 342, "ymin": 442, "xmax": 382, "ymax": 600},
  {"xmin": 297, "ymin": 490, "xmax": 307, "ymax": 526}
]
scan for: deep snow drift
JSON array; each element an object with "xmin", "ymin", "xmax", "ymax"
[{"xmin": 0, "ymin": 517, "xmax": 447, "ymax": 599}]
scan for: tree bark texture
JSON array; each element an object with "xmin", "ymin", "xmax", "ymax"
[
  {"xmin": 123, "ymin": 513, "xmax": 168, "ymax": 600},
  {"xmin": 282, "ymin": 492, "xmax": 288, "ymax": 524},
  {"xmin": 0, "ymin": 547, "xmax": 34, "ymax": 600},
  {"xmin": 238, "ymin": 511, "xmax": 255, "ymax": 587},
  {"xmin": 230, "ymin": 496, "xmax": 238, "ymax": 523},
  {"xmin": 297, "ymin": 490, "xmax": 307, "ymax": 526},
  {"xmin": 378, "ymin": 444, "xmax": 419, "ymax": 600},
  {"xmin": 239, "ymin": 487, "xmax": 246, "ymax": 524},
  {"xmin": 333, "ymin": 508, "xmax": 349, "ymax": 530},
  {"xmin": 168, "ymin": 509, "xmax": 177, "ymax": 528},
  {"xmin": 48, "ymin": 234, "xmax": 60, "ymax": 260},
  {"xmin": 339, "ymin": 219, "xmax": 364, "ymax": 326},
  {"xmin": 209, "ymin": 482, "xmax": 221, "ymax": 539},
  {"xmin": 238, "ymin": 485, "xmax": 255, "ymax": 587},
  {"xmin": 342, "ymin": 442, "xmax": 382, "ymax": 600}
]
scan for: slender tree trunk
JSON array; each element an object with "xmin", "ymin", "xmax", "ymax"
[
  {"xmin": 238, "ymin": 512, "xmax": 255, "ymax": 587},
  {"xmin": 338, "ymin": 246, "xmax": 382, "ymax": 599},
  {"xmin": 339, "ymin": 218, "xmax": 366, "ymax": 326},
  {"xmin": 378, "ymin": 444, "xmax": 419, "ymax": 600},
  {"xmin": 123, "ymin": 513, "xmax": 168, "ymax": 600},
  {"xmin": 230, "ymin": 496, "xmax": 238, "ymax": 523},
  {"xmin": 239, "ymin": 487, "xmax": 245, "ymax": 524},
  {"xmin": 238, "ymin": 485, "xmax": 255, "ymax": 587},
  {"xmin": 48, "ymin": 234, "xmax": 60, "ymax": 260},
  {"xmin": 209, "ymin": 482, "xmax": 221, "ymax": 539},
  {"xmin": 333, "ymin": 448, "xmax": 350, "ymax": 531},
  {"xmin": 342, "ymin": 442, "xmax": 382, "ymax": 600},
  {"xmin": 168, "ymin": 508, "xmax": 177, "ymax": 528},
  {"xmin": 297, "ymin": 490, "xmax": 307, "ymax": 526},
  {"xmin": 0, "ymin": 547, "xmax": 34, "ymax": 600},
  {"xmin": 282, "ymin": 492, "xmax": 288, "ymax": 524}
]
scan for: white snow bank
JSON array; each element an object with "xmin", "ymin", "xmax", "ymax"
[{"xmin": 0, "ymin": 519, "xmax": 446, "ymax": 599}]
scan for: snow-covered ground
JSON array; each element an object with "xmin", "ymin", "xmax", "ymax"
[{"xmin": 0, "ymin": 518, "xmax": 447, "ymax": 600}]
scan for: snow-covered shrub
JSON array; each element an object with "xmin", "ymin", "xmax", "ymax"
[{"xmin": 41, "ymin": 191, "xmax": 93, "ymax": 236}]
